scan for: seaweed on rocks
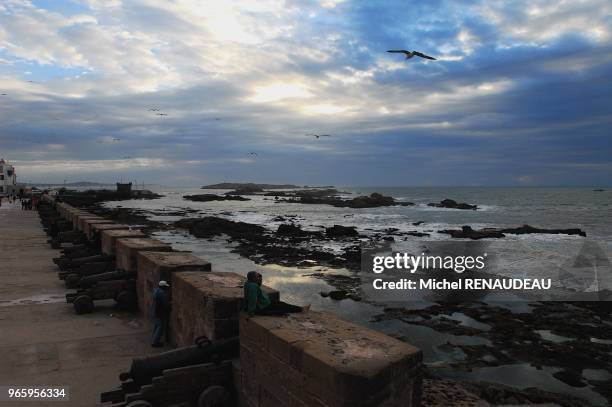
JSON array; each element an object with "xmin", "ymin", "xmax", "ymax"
[
  {"xmin": 439, "ymin": 224, "xmax": 587, "ymax": 239},
  {"xmin": 173, "ymin": 216, "xmax": 363, "ymax": 270},
  {"xmin": 183, "ymin": 194, "xmax": 250, "ymax": 202},
  {"xmin": 373, "ymin": 301, "xmax": 612, "ymax": 404}
]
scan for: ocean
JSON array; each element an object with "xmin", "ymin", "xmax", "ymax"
[{"xmin": 100, "ymin": 186, "xmax": 612, "ymax": 405}]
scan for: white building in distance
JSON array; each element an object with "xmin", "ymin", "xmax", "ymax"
[{"xmin": 0, "ymin": 159, "xmax": 18, "ymax": 197}]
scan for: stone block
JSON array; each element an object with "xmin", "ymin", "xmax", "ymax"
[
  {"xmin": 170, "ymin": 272, "xmax": 278, "ymax": 346},
  {"xmin": 101, "ymin": 229, "xmax": 147, "ymax": 255},
  {"xmin": 136, "ymin": 251, "xmax": 211, "ymax": 317},
  {"xmin": 83, "ymin": 219, "xmax": 115, "ymax": 240},
  {"xmin": 66, "ymin": 208, "xmax": 86, "ymax": 227},
  {"xmin": 115, "ymin": 238, "xmax": 172, "ymax": 272},
  {"xmin": 89, "ymin": 223, "xmax": 130, "ymax": 245},
  {"xmin": 76, "ymin": 215, "xmax": 104, "ymax": 232},
  {"xmin": 239, "ymin": 311, "xmax": 422, "ymax": 407}
]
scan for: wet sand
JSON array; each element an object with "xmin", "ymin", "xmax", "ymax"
[{"xmin": 0, "ymin": 202, "xmax": 154, "ymax": 406}]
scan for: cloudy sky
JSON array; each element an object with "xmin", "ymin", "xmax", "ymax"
[{"xmin": 0, "ymin": 0, "xmax": 611, "ymax": 186}]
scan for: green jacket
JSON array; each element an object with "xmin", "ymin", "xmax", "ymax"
[{"xmin": 244, "ymin": 281, "xmax": 271, "ymax": 316}]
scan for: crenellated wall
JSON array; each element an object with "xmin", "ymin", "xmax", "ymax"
[
  {"xmin": 115, "ymin": 237, "xmax": 172, "ymax": 272},
  {"xmin": 136, "ymin": 251, "xmax": 211, "ymax": 318},
  {"xmin": 101, "ymin": 229, "xmax": 147, "ymax": 255},
  {"xmin": 170, "ymin": 271, "xmax": 279, "ymax": 346},
  {"xmin": 45, "ymin": 194, "xmax": 423, "ymax": 407}
]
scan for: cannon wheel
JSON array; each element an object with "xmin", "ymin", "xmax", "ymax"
[
  {"xmin": 197, "ymin": 385, "xmax": 231, "ymax": 407},
  {"xmin": 73, "ymin": 295, "xmax": 94, "ymax": 314},
  {"xmin": 116, "ymin": 290, "xmax": 137, "ymax": 311},
  {"xmin": 125, "ymin": 401, "xmax": 152, "ymax": 407},
  {"xmin": 65, "ymin": 273, "xmax": 81, "ymax": 289}
]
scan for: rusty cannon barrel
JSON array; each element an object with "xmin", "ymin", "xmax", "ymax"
[
  {"xmin": 51, "ymin": 231, "xmax": 87, "ymax": 249},
  {"xmin": 79, "ymin": 270, "xmax": 135, "ymax": 289},
  {"xmin": 55, "ymin": 254, "xmax": 114, "ymax": 271},
  {"xmin": 60, "ymin": 262, "xmax": 116, "ymax": 287},
  {"xmin": 66, "ymin": 279, "xmax": 137, "ymax": 313},
  {"xmin": 55, "ymin": 247, "xmax": 99, "ymax": 261},
  {"xmin": 119, "ymin": 337, "xmax": 240, "ymax": 386},
  {"xmin": 56, "ymin": 230, "xmax": 87, "ymax": 243},
  {"xmin": 45, "ymin": 219, "xmax": 73, "ymax": 237},
  {"xmin": 61, "ymin": 243, "xmax": 99, "ymax": 258}
]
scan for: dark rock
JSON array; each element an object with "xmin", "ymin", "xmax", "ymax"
[
  {"xmin": 328, "ymin": 290, "xmax": 349, "ymax": 300},
  {"xmin": 201, "ymin": 182, "xmax": 300, "ymax": 190},
  {"xmin": 439, "ymin": 226, "xmax": 506, "ymax": 240},
  {"xmin": 405, "ymin": 231, "xmax": 430, "ymax": 237},
  {"xmin": 286, "ymin": 192, "xmax": 412, "ymax": 208},
  {"xmin": 326, "ymin": 225, "xmax": 359, "ymax": 238},
  {"xmin": 413, "ymin": 221, "xmax": 425, "ymax": 226},
  {"xmin": 428, "ymin": 199, "xmax": 478, "ymax": 210},
  {"xmin": 184, "ymin": 194, "xmax": 250, "ymax": 202},
  {"xmin": 58, "ymin": 188, "xmax": 162, "ymax": 207},
  {"xmin": 440, "ymin": 224, "xmax": 587, "ymax": 239},
  {"xmin": 174, "ymin": 216, "xmax": 264, "ymax": 239},
  {"xmin": 500, "ymin": 224, "xmax": 587, "ymax": 237},
  {"xmin": 224, "ymin": 186, "xmax": 263, "ymax": 195},
  {"xmin": 552, "ymin": 370, "xmax": 587, "ymax": 388},
  {"xmin": 277, "ymin": 223, "xmax": 320, "ymax": 238}
]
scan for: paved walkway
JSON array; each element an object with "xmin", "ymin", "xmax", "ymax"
[{"xmin": 0, "ymin": 202, "xmax": 153, "ymax": 406}]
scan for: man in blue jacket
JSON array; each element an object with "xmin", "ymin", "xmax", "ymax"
[{"xmin": 151, "ymin": 280, "xmax": 170, "ymax": 347}]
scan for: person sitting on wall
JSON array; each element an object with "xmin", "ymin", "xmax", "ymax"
[
  {"xmin": 151, "ymin": 280, "xmax": 171, "ymax": 347},
  {"xmin": 244, "ymin": 271, "xmax": 308, "ymax": 317}
]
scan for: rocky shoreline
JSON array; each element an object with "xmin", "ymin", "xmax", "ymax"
[{"xmin": 56, "ymin": 187, "xmax": 610, "ymax": 406}]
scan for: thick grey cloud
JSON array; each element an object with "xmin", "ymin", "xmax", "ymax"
[{"xmin": 0, "ymin": 0, "xmax": 610, "ymax": 186}]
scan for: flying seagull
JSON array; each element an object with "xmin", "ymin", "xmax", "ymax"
[
  {"xmin": 306, "ymin": 133, "xmax": 331, "ymax": 139},
  {"xmin": 387, "ymin": 50, "xmax": 436, "ymax": 60},
  {"xmin": 156, "ymin": 113, "xmax": 168, "ymax": 116},
  {"xmin": 247, "ymin": 152, "xmax": 258, "ymax": 156}
]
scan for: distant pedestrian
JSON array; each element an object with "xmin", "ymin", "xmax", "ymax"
[{"xmin": 151, "ymin": 280, "xmax": 171, "ymax": 347}]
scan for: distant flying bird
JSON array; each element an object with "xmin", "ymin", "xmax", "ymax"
[
  {"xmin": 156, "ymin": 113, "xmax": 168, "ymax": 116},
  {"xmin": 1, "ymin": 93, "xmax": 6, "ymax": 96},
  {"xmin": 387, "ymin": 50, "xmax": 436, "ymax": 60},
  {"xmin": 247, "ymin": 152, "xmax": 258, "ymax": 157},
  {"xmin": 306, "ymin": 133, "xmax": 331, "ymax": 139}
]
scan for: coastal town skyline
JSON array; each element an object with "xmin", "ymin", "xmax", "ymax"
[{"xmin": 1, "ymin": 1, "xmax": 611, "ymax": 186}]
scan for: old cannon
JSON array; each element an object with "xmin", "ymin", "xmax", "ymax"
[
  {"xmin": 61, "ymin": 262, "xmax": 120, "ymax": 288},
  {"xmin": 54, "ymin": 254, "xmax": 114, "ymax": 271},
  {"xmin": 79, "ymin": 270, "xmax": 136, "ymax": 289},
  {"xmin": 60, "ymin": 243, "xmax": 99, "ymax": 259},
  {"xmin": 101, "ymin": 337, "xmax": 239, "ymax": 407},
  {"xmin": 122, "ymin": 337, "xmax": 239, "ymax": 386},
  {"xmin": 66, "ymin": 279, "xmax": 137, "ymax": 314},
  {"xmin": 55, "ymin": 246, "xmax": 99, "ymax": 261},
  {"xmin": 50, "ymin": 231, "xmax": 87, "ymax": 249}
]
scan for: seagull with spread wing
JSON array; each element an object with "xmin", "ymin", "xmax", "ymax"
[
  {"xmin": 387, "ymin": 50, "xmax": 436, "ymax": 60},
  {"xmin": 306, "ymin": 133, "xmax": 331, "ymax": 139}
]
